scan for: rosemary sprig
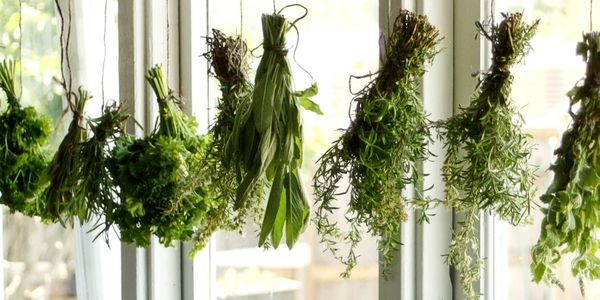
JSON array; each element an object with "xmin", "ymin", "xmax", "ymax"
[
  {"xmin": 312, "ymin": 9, "xmax": 441, "ymax": 278},
  {"xmin": 437, "ymin": 13, "xmax": 538, "ymax": 300},
  {"xmin": 0, "ymin": 59, "xmax": 52, "ymax": 216},
  {"xmin": 531, "ymin": 32, "xmax": 600, "ymax": 294},
  {"xmin": 41, "ymin": 87, "xmax": 90, "ymax": 224}
]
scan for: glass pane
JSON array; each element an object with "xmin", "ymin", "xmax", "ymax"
[
  {"xmin": 0, "ymin": 1, "xmax": 76, "ymax": 299},
  {"xmin": 498, "ymin": 1, "xmax": 600, "ymax": 299},
  {"xmin": 209, "ymin": 1, "xmax": 379, "ymax": 299}
]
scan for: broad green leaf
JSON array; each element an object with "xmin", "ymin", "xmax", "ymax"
[{"xmin": 259, "ymin": 167, "xmax": 285, "ymax": 246}]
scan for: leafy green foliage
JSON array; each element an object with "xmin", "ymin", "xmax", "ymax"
[
  {"xmin": 437, "ymin": 13, "xmax": 538, "ymax": 300},
  {"xmin": 191, "ymin": 29, "xmax": 264, "ymax": 255},
  {"xmin": 312, "ymin": 9, "xmax": 441, "ymax": 278},
  {"xmin": 531, "ymin": 32, "xmax": 600, "ymax": 293},
  {"xmin": 0, "ymin": 59, "xmax": 52, "ymax": 216},
  {"xmin": 226, "ymin": 14, "xmax": 319, "ymax": 249},
  {"xmin": 40, "ymin": 87, "xmax": 90, "ymax": 224},
  {"xmin": 109, "ymin": 65, "xmax": 216, "ymax": 248}
]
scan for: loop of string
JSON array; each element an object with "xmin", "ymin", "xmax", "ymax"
[
  {"xmin": 102, "ymin": 0, "xmax": 108, "ymax": 105},
  {"xmin": 54, "ymin": 0, "xmax": 73, "ymax": 96},
  {"xmin": 18, "ymin": 0, "xmax": 23, "ymax": 99},
  {"xmin": 273, "ymin": 0, "xmax": 276, "ymax": 13}
]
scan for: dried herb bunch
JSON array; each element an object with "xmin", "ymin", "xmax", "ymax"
[
  {"xmin": 226, "ymin": 13, "xmax": 320, "ymax": 249},
  {"xmin": 191, "ymin": 29, "xmax": 263, "ymax": 254},
  {"xmin": 41, "ymin": 87, "xmax": 91, "ymax": 224},
  {"xmin": 78, "ymin": 101, "xmax": 129, "ymax": 240},
  {"xmin": 437, "ymin": 13, "xmax": 538, "ymax": 299},
  {"xmin": 312, "ymin": 9, "xmax": 441, "ymax": 278},
  {"xmin": 110, "ymin": 65, "xmax": 215, "ymax": 247},
  {"xmin": 531, "ymin": 32, "xmax": 600, "ymax": 292},
  {"xmin": 0, "ymin": 59, "xmax": 52, "ymax": 216}
]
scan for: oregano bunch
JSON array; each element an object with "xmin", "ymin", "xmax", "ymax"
[
  {"xmin": 0, "ymin": 59, "xmax": 52, "ymax": 216},
  {"xmin": 531, "ymin": 32, "xmax": 600, "ymax": 293},
  {"xmin": 437, "ymin": 13, "xmax": 538, "ymax": 300},
  {"xmin": 312, "ymin": 9, "xmax": 441, "ymax": 278}
]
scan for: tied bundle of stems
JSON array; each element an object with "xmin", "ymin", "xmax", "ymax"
[
  {"xmin": 312, "ymin": 9, "xmax": 441, "ymax": 278},
  {"xmin": 226, "ymin": 12, "xmax": 321, "ymax": 249},
  {"xmin": 41, "ymin": 87, "xmax": 91, "ymax": 224},
  {"xmin": 531, "ymin": 32, "xmax": 600, "ymax": 294},
  {"xmin": 78, "ymin": 101, "xmax": 129, "ymax": 242},
  {"xmin": 191, "ymin": 29, "xmax": 263, "ymax": 254},
  {"xmin": 437, "ymin": 13, "xmax": 538, "ymax": 299},
  {"xmin": 110, "ymin": 65, "xmax": 215, "ymax": 248},
  {"xmin": 0, "ymin": 59, "xmax": 52, "ymax": 216}
]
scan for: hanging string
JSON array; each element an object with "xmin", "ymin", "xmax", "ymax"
[
  {"xmin": 18, "ymin": 0, "xmax": 23, "ymax": 99},
  {"xmin": 66, "ymin": 0, "xmax": 73, "ymax": 94},
  {"xmin": 53, "ymin": 0, "xmax": 75, "ymax": 132},
  {"xmin": 240, "ymin": 0, "xmax": 243, "ymax": 37},
  {"xmin": 101, "ymin": 0, "xmax": 108, "ymax": 104},
  {"xmin": 591, "ymin": 0, "xmax": 594, "ymax": 32},
  {"xmin": 273, "ymin": 0, "xmax": 276, "ymax": 13},
  {"xmin": 166, "ymin": 0, "xmax": 170, "ymax": 83}
]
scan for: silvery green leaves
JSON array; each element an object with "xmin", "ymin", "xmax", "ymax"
[
  {"xmin": 226, "ymin": 14, "xmax": 319, "ymax": 249},
  {"xmin": 531, "ymin": 32, "xmax": 600, "ymax": 293},
  {"xmin": 313, "ymin": 9, "xmax": 441, "ymax": 278},
  {"xmin": 438, "ymin": 13, "xmax": 538, "ymax": 300}
]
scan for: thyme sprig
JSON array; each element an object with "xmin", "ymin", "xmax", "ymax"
[
  {"xmin": 531, "ymin": 32, "xmax": 600, "ymax": 293},
  {"xmin": 190, "ymin": 29, "xmax": 263, "ymax": 255},
  {"xmin": 312, "ymin": 9, "xmax": 441, "ymax": 278},
  {"xmin": 0, "ymin": 59, "xmax": 52, "ymax": 216},
  {"xmin": 437, "ymin": 13, "xmax": 538, "ymax": 300}
]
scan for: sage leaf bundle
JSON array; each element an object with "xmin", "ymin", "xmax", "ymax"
[
  {"xmin": 41, "ymin": 87, "xmax": 91, "ymax": 224},
  {"xmin": 226, "ymin": 13, "xmax": 320, "ymax": 249},
  {"xmin": 0, "ymin": 59, "xmax": 52, "ymax": 216},
  {"xmin": 437, "ymin": 13, "xmax": 538, "ymax": 299},
  {"xmin": 190, "ymin": 29, "xmax": 263, "ymax": 254},
  {"xmin": 312, "ymin": 9, "xmax": 441, "ymax": 278},
  {"xmin": 110, "ymin": 65, "xmax": 215, "ymax": 248},
  {"xmin": 531, "ymin": 32, "xmax": 600, "ymax": 292}
]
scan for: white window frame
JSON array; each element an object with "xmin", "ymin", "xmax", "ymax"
[{"xmin": 115, "ymin": 1, "xmax": 501, "ymax": 299}]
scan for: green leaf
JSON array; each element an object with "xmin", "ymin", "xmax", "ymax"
[
  {"xmin": 258, "ymin": 167, "xmax": 285, "ymax": 246},
  {"xmin": 295, "ymin": 84, "xmax": 322, "ymax": 115}
]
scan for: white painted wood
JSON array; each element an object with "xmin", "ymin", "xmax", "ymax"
[{"xmin": 417, "ymin": 1, "xmax": 455, "ymax": 299}]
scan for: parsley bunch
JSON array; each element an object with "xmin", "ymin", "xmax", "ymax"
[{"xmin": 0, "ymin": 59, "xmax": 52, "ymax": 216}]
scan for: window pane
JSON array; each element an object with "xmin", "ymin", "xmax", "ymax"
[
  {"xmin": 499, "ymin": 1, "xmax": 600, "ymax": 299},
  {"xmin": 0, "ymin": 1, "xmax": 76, "ymax": 299},
  {"xmin": 209, "ymin": 1, "xmax": 379, "ymax": 299}
]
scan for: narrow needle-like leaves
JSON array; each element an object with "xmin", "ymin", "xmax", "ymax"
[
  {"xmin": 312, "ymin": 9, "xmax": 441, "ymax": 278},
  {"xmin": 437, "ymin": 13, "xmax": 538, "ymax": 300}
]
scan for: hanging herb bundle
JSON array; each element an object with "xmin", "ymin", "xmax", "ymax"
[
  {"xmin": 109, "ymin": 65, "xmax": 215, "ymax": 248},
  {"xmin": 312, "ymin": 9, "xmax": 441, "ymax": 278},
  {"xmin": 40, "ymin": 87, "xmax": 91, "ymax": 224},
  {"xmin": 226, "ymin": 12, "xmax": 321, "ymax": 249},
  {"xmin": 191, "ymin": 29, "xmax": 263, "ymax": 254},
  {"xmin": 78, "ymin": 101, "xmax": 129, "ymax": 240},
  {"xmin": 437, "ymin": 13, "xmax": 537, "ymax": 299},
  {"xmin": 531, "ymin": 32, "xmax": 600, "ymax": 292},
  {"xmin": 0, "ymin": 59, "xmax": 52, "ymax": 216}
]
